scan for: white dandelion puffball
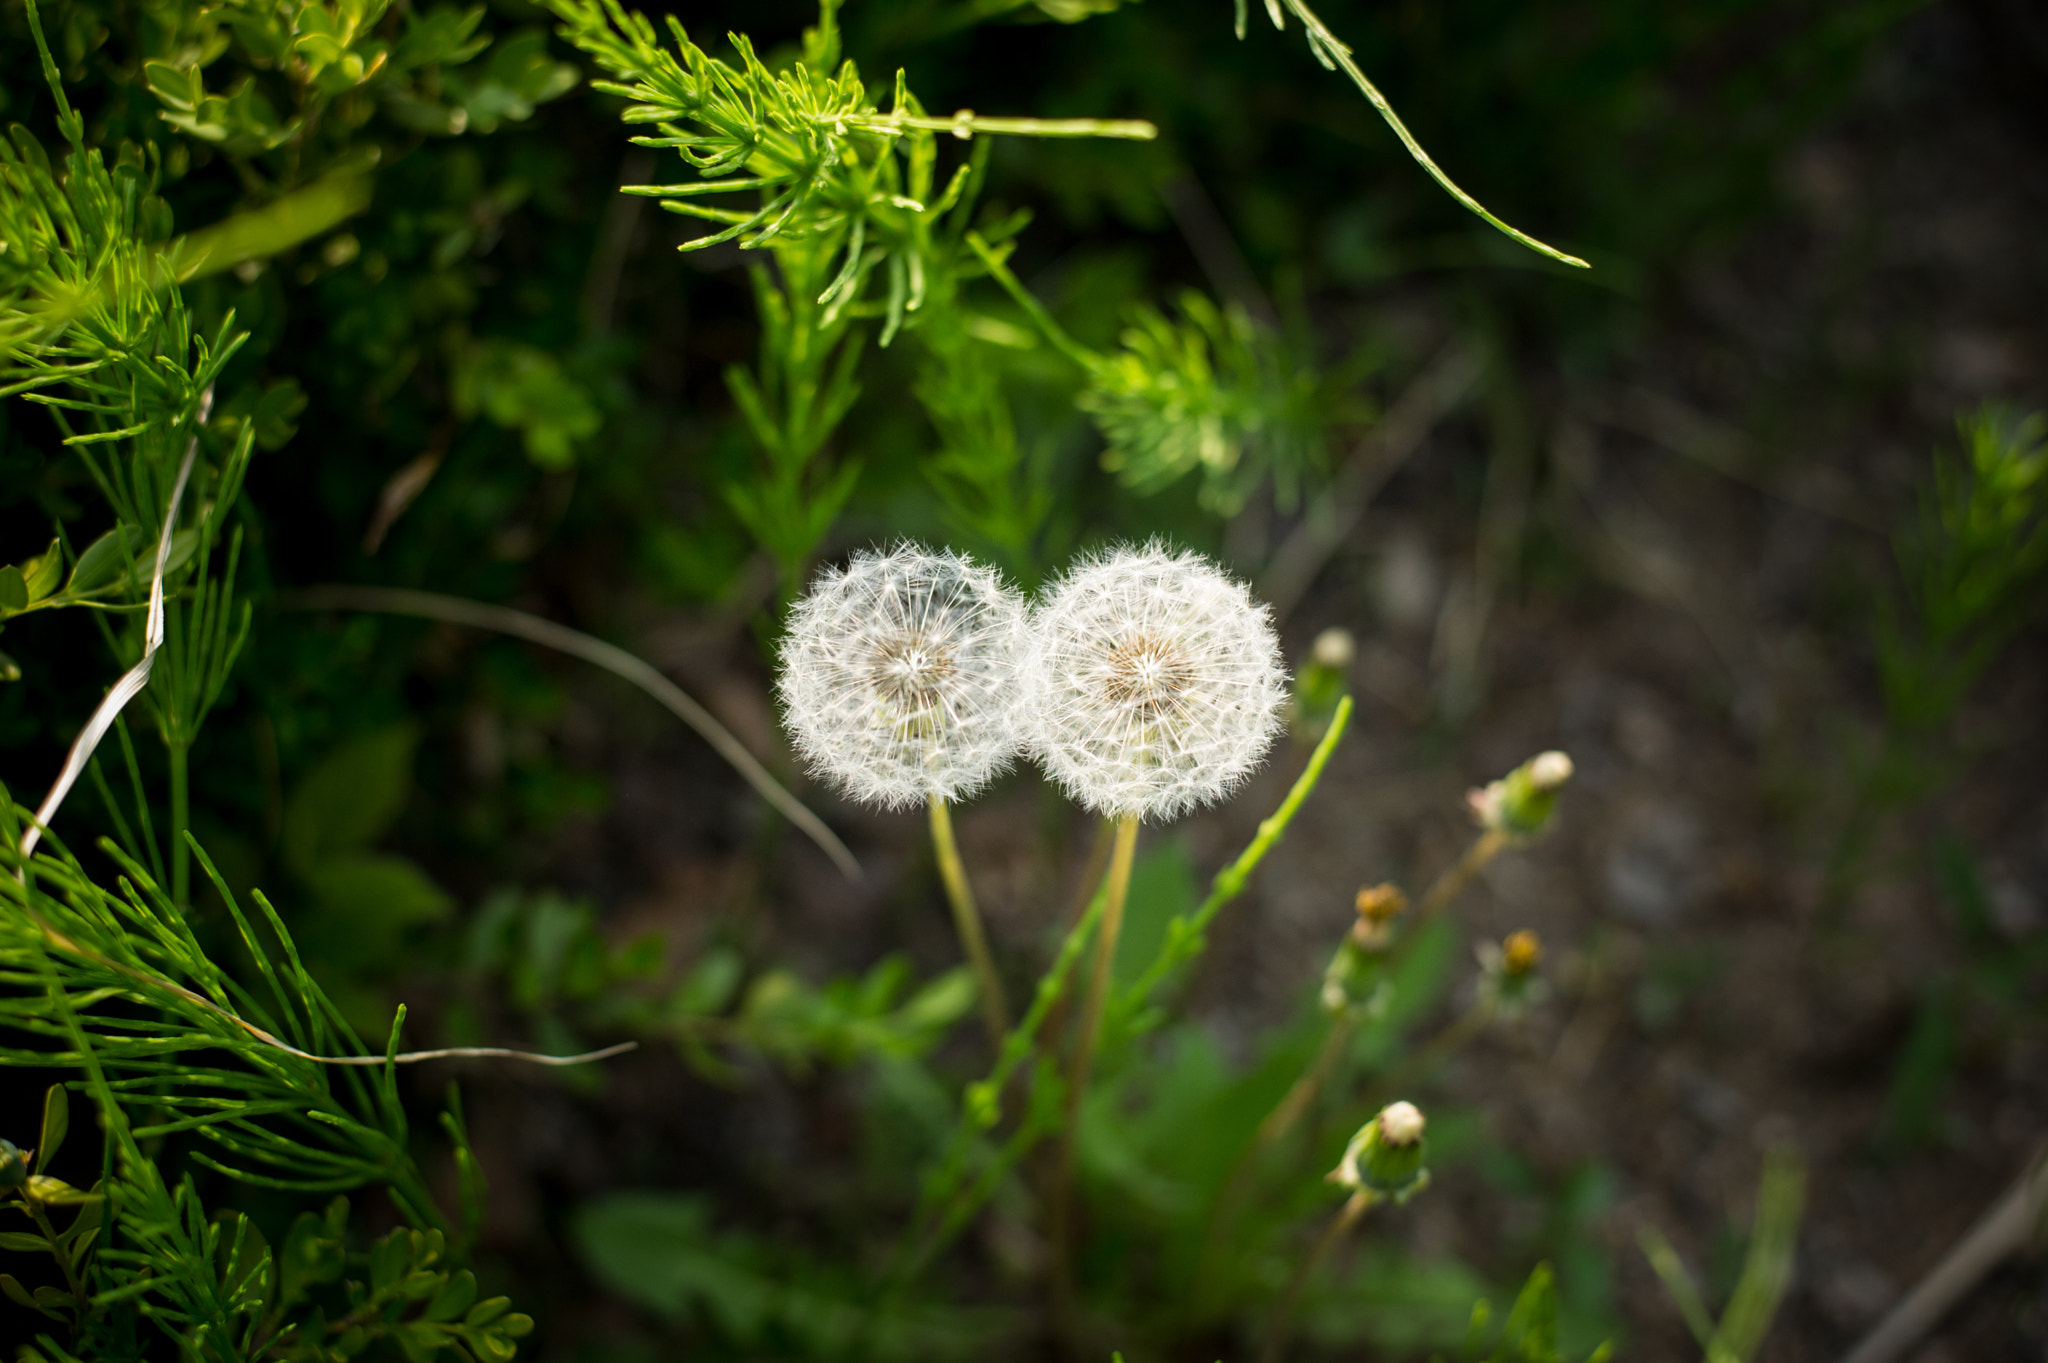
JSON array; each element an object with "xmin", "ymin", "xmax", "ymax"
[
  {"xmin": 778, "ymin": 544, "xmax": 1030, "ymax": 809},
  {"xmin": 1027, "ymin": 542, "xmax": 1286, "ymax": 821}
]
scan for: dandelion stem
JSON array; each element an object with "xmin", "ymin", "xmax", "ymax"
[
  {"xmin": 1416, "ymin": 827, "xmax": 1508, "ymax": 921},
  {"xmin": 1048, "ymin": 813, "xmax": 1139, "ymax": 1303},
  {"xmin": 1252, "ymin": 827, "xmax": 1506, "ymax": 1150},
  {"xmin": 929, "ymin": 796, "xmax": 1010, "ymax": 1049},
  {"xmin": 1201, "ymin": 822, "xmax": 1509, "ymax": 1289},
  {"xmin": 1262, "ymin": 1189, "xmax": 1376, "ymax": 1363}
]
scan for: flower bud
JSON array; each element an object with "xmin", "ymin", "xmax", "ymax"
[
  {"xmin": 1311, "ymin": 628, "xmax": 1356, "ymax": 671},
  {"xmin": 1290, "ymin": 628, "xmax": 1354, "ymax": 739},
  {"xmin": 1350, "ymin": 882, "xmax": 1408, "ymax": 948},
  {"xmin": 1332, "ymin": 1102, "xmax": 1430, "ymax": 1203},
  {"xmin": 1477, "ymin": 929, "xmax": 1547, "ymax": 1014},
  {"xmin": 1322, "ymin": 883, "xmax": 1407, "ymax": 1015},
  {"xmin": 0, "ymin": 1139, "xmax": 26, "ymax": 1189},
  {"xmin": 1467, "ymin": 749, "xmax": 1574, "ymax": 840}
]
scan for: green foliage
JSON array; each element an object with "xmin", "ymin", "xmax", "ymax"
[
  {"xmin": 1080, "ymin": 290, "xmax": 1360, "ymax": 514},
  {"xmin": 457, "ymin": 885, "xmax": 977, "ymax": 1080},
  {"xmin": 280, "ymin": 726, "xmax": 454, "ymax": 1022},
  {"xmin": 0, "ymin": 791, "xmax": 505, "ymax": 1358},
  {"xmin": 1880, "ymin": 407, "xmax": 2048, "ymax": 732},
  {"xmin": 1637, "ymin": 1149, "xmax": 1805, "ymax": 1363},
  {"xmin": 539, "ymin": 0, "xmax": 1160, "ymax": 585},
  {"xmin": 1449, "ymin": 1262, "xmax": 1614, "ymax": 1363},
  {"xmin": 453, "ymin": 339, "xmax": 602, "ymax": 469},
  {"xmin": 576, "ymin": 1192, "xmax": 990, "ymax": 1359},
  {"xmin": 3, "ymin": 0, "xmax": 1894, "ymax": 1353}
]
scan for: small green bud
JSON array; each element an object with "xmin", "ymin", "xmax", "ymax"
[
  {"xmin": 1332, "ymin": 1101, "xmax": 1430, "ymax": 1202},
  {"xmin": 1320, "ymin": 883, "xmax": 1407, "ymax": 1016},
  {"xmin": 1290, "ymin": 628, "xmax": 1354, "ymax": 738},
  {"xmin": 1467, "ymin": 750, "xmax": 1573, "ymax": 840},
  {"xmin": 1319, "ymin": 937, "xmax": 1389, "ymax": 1017},
  {"xmin": 0, "ymin": 1140, "xmax": 26, "ymax": 1189}
]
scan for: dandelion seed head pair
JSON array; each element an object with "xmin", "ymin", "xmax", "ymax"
[{"xmin": 777, "ymin": 540, "xmax": 1286, "ymax": 821}]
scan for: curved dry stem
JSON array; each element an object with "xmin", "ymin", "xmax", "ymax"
[{"xmin": 285, "ymin": 584, "xmax": 861, "ymax": 882}]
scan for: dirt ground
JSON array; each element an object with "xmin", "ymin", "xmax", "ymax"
[{"xmin": 435, "ymin": 4, "xmax": 2048, "ymax": 1359}]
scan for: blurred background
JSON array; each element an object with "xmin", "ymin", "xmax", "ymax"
[{"xmin": 2, "ymin": 0, "xmax": 2046, "ymax": 1357}]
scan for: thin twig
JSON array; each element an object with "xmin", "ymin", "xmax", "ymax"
[
  {"xmin": 1842, "ymin": 1144, "xmax": 2048, "ymax": 1363},
  {"xmin": 283, "ymin": 585, "xmax": 861, "ymax": 882}
]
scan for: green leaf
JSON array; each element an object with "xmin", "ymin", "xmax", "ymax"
[
  {"xmin": 301, "ymin": 854, "xmax": 455, "ymax": 971},
  {"xmin": 0, "ymin": 567, "xmax": 26, "ymax": 614},
  {"xmin": 0, "ymin": 1231, "xmax": 50, "ymax": 1252},
  {"xmin": 35, "ymin": 1085, "xmax": 66, "ymax": 1174},
  {"xmin": 426, "ymin": 1269, "xmax": 479, "ymax": 1321},
  {"xmin": 63, "ymin": 526, "xmax": 142, "ymax": 598},
  {"xmin": 442, "ymin": 30, "xmax": 581, "ymax": 133},
  {"xmin": 19, "ymin": 540, "xmax": 62, "ymax": 600},
  {"xmin": 0, "ymin": 1274, "xmax": 46, "ymax": 1314},
  {"xmin": 283, "ymin": 725, "xmax": 420, "ymax": 872},
  {"xmin": 217, "ymin": 378, "xmax": 307, "ymax": 452},
  {"xmin": 672, "ymin": 946, "xmax": 743, "ymax": 1017},
  {"xmin": 452, "ymin": 338, "xmax": 601, "ymax": 467},
  {"xmin": 393, "ymin": 5, "xmax": 491, "ymax": 71}
]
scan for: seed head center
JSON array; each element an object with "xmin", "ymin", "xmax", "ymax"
[
  {"xmin": 1105, "ymin": 635, "xmax": 1194, "ymax": 714},
  {"xmin": 870, "ymin": 630, "xmax": 955, "ymax": 709}
]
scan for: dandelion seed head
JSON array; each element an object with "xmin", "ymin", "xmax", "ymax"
[
  {"xmin": 777, "ymin": 543, "xmax": 1029, "ymax": 809},
  {"xmin": 1026, "ymin": 541, "xmax": 1286, "ymax": 821}
]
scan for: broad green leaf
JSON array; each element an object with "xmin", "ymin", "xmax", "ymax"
[
  {"xmin": 63, "ymin": 525, "xmax": 142, "ymax": 597},
  {"xmin": 302, "ymin": 853, "xmax": 455, "ymax": 969},
  {"xmin": 35, "ymin": 1085, "xmax": 66, "ymax": 1173},
  {"xmin": 283, "ymin": 725, "xmax": 419, "ymax": 872},
  {"xmin": 20, "ymin": 540, "xmax": 61, "ymax": 600}
]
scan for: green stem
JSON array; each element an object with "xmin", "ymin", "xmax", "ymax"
[
  {"xmin": 1199, "ymin": 1011, "xmax": 1360, "ymax": 1294},
  {"xmin": 929, "ymin": 797, "xmax": 1010, "ymax": 1049},
  {"xmin": 963, "ymin": 231, "xmax": 1102, "ymax": 372},
  {"xmin": 1271, "ymin": 0, "xmax": 1587, "ymax": 269},
  {"xmin": 23, "ymin": 1200, "xmax": 89, "ymax": 1309},
  {"xmin": 1113, "ymin": 697, "xmax": 1352, "ymax": 1032},
  {"xmin": 1261, "ymin": 1189, "xmax": 1375, "ymax": 1363},
  {"xmin": 1414, "ymin": 827, "xmax": 1508, "ymax": 921},
  {"xmin": 168, "ymin": 740, "xmax": 189, "ymax": 906},
  {"xmin": 1048, "ymin": 814, "xmax": 1139, "ymax": 1301},
  {"xmin": 1200, "ymin": 811, "xmax": 1501, "ymax": 1289}
]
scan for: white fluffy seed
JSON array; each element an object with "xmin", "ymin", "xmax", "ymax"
[
  {"xmin": 1025, "ymin": 541, "xmax": 1286, "ymax": 821},
  {"xmin": 777, "ymin": 543, "xmax": 1030, "ymax": 809}
]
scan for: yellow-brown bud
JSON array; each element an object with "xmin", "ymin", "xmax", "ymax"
[
  {"xmin": 1355, "ymin": 883, "xmax": 1408, "ymax": 924},
  {"xmin": 1502, "ymin": 929, "xmax": 1542, "ymax": 976}
]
